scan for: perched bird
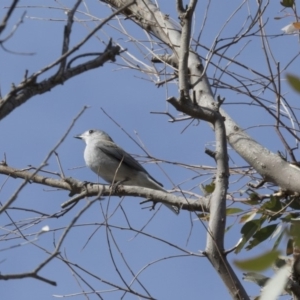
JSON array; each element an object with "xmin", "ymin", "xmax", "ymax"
[{"xmin": 75, "ymin": 129, "xmax": 178, "ymax": 214}]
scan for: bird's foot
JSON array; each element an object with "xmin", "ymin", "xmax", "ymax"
[
  {"xmin": 64, "ymin": 177, "xmax": 88, "ymax": 197},
  {"xmin": 110, "ymin": 179, "xmax": 127, "ymax": 193},
  {"xmin": 140, "ymin": 199, "xmax": 158, "ymax": 211}
]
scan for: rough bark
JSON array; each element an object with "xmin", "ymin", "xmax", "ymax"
[{"xmin": 101, "ymin": 0, "xmax": 300, "ymax": 196}]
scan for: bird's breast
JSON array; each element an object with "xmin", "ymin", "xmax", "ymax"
[{"xmin": 84, "ymin": 144, "xmax": 125, "ymax": 183}]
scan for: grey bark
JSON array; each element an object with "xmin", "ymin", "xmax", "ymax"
[{"xmin": 101, "ymin": 0, "xmax": 300, "ymax": 196}]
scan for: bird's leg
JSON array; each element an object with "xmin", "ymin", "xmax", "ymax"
[
  {"xmin": 140, "ymin": 198, "xmax": 159, "ymax": 211},
  {"xmin": 140, "ymin": 198, "xmax": 180, "ymax": 214},
  {"xmin": 110, "ymin": 178, "xmax": 128, "ymax": 193},
  {"xmin": 64, "ymin": 177, "xmax": 91, "ymax": 197},
  {"xmin": 65, "ymin": 177, "xmax": 103, "ymax": 197}
]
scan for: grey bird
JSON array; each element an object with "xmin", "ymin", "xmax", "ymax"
[{"xmin": 75, "ymin": 129, "xmax": 178, "ymax": 214}]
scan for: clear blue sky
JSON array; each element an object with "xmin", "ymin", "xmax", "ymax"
[{"xmin": 1, "ymin": 1, "xmax": 299, "ymax": 299}]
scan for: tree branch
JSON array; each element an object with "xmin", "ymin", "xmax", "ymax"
[
  {"xmin": 167, "ymin": 95, "xmax": 249, "ymax": 299},
  {"xmin": 101, "ymin": 0, "xmax": 300, "ymax": 207},
  {"xmin": 177, "ymin": 0, "xmax": 198, "ymax": 99},
  {"xmin": 0, "ymin": 0, "xmax": 135, "ymax": 120},
  {"xmin": 0, "ymin": 164, "xmax": 208, "ymax": 212},
  {"xmin": 0, "ymin": 0, "xmax": 19, "ymax": 35}
]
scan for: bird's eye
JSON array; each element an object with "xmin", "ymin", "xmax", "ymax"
[{"xmin": 88, "ymin": 130, "xmax": 94, "ymax": 134}]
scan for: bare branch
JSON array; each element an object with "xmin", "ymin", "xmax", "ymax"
[
  {"xmin": 0, "ymin": 106, "xmax": 87, "ymax": 214},
  {"xmin": 102, "ymin": 0, "xmax": 300, "ymax": 198},
  {"xmin": 167, "ymin": 95, "xmax": 249, "ymax": 299},
  {"xmin": 0, "ymin": 163, "xmax": 208, "ymax": 212},
  {"xmin": 0, "ymin": 0, "xmax": 135, "ymax": 120},
  {"xmin": 0, "ymin": 0, "xmax": 19, "ymax": 35},
  {"xmin": 177, "ymin": 0, "xmax": 197, "ymax": 99}
]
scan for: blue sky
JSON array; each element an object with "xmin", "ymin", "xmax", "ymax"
[{"xmin": 1, "ymin": 1, "xmax": 299, "ymax": 299}]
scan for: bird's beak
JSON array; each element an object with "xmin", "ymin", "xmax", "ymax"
[{"xmin": 74, "ymin": 134, "xmax": 82, "ymax": 140}]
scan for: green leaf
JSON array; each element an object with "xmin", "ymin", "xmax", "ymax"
[
  {"xmin": 235, "ymin": 219, "xmax": 262, "ymax": 253},
  {"xmin": 241, "ymin": 220, "xmax": 262, "ymax": 235},
  {"xmin": 225, "ymin": 223, "xmax": 234, "ymax": 233},
  {"xmin": 246, "ymin": 224, "xmax": 278, "ymax": 250},
  {"xmin": 197, "ymin": 213, "xmax": 209, "ymax": 221},
  {"xmin": 226, "ymin": 207, "xmax": 243, "ymax": 215},
  {"xmin": 287, "ymin": 74, "xmax": 300, "ymax": 93},
  {"xmin": 290, "ymin": 218, "xmax": 300, "ymax": 227},
  {"xmin": 244, "ymin": 193, "xmax": 261, "ymax": 205},
  {"xmin": 260, "ymin": 196, "xmax": 282, "ymax": 212},
  {"xmin": 271, "ymin": 223, "xmax": 282, "ymax": 239},
  {"xmin": 239, "ymin": 211, "xmax": 257, "ymax": 223},
  {"xmin": 243, "ymin": 272, "xmax": 269, "ymax": 287},
  {"xmin": 281, "ymin": 212, "xmax": 300, "ymax": 222},
  {"xmin": 234, "ymin": 250, "xmax": 281, "ymax": 271},
  {"xmin": 290, "ymin": 220, "xmax": 300, "ymax": 247},
  {"xmin": 286, "ymin": 238, "xmax": 293, "ymax": 255},
  {"xmin": 203, "ymin": 182, "xmax": 215, "ymax": 194},
  {"xmin": 272, "ymin": 226, "xmax": 285, "ymax": 250},
  {"xmin": 286, "ymin": 197, "xmax": 300, "ymax": 210},
  {"xmin": 280, "ymin": 0, "xmax": 294, "ymax": 7},
  {"xmin": 249, "ymin": 193, "xmax": 260, "ymax": 201}
]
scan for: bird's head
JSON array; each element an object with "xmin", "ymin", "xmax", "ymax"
[{"xmin": 74, "ymin": 129, "xmax": 114, "ymax": 144}]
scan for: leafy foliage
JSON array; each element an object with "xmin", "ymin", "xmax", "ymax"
[
  {"xmin": 280, "ymin": 0, "xmax": 294, "ymax": 8},
  {"xmin": 234, "ymin": 250, "xmax": 281, "ymax": 271},
  {"xmin": 287, "ymin": 74, "xmax": 300, "ymax": 93}
]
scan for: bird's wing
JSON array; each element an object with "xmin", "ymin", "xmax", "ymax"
[
  {"xmin": 97, "ymin": 143, "xmax": 148, "ymax": 173},
  {"xmin": 97, "ymin": 143, "xmax": 163, "ymax": 187},
  {"xmin": 97, "ymin": 142, "xmax": 163, "ymax": 188}
]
